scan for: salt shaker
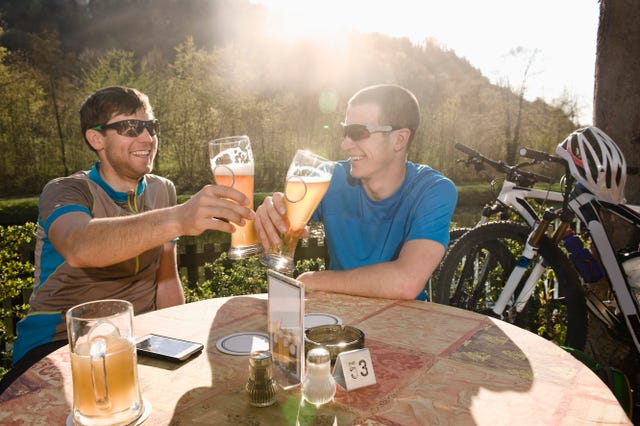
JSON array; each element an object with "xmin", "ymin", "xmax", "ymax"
[
  {"xmin": 246, "ymin": 350, "xmax": 278, "ymax": 407},
  {"xmin": 301, "ymin": 347, "xmax": 336, "ymax": 405}
]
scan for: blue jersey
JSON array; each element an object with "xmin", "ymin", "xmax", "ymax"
[{"xmin": 312, "ymin": 161, "xmax": 457, "ymax": 295}]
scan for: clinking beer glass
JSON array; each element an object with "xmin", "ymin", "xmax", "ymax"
[
  {"xmin": 209, "ymin": 136, "xmax": 262, "ymax": 259},
  {"xmin": 260, "ymin": 150, "xmax": 335, "ymax": 274},
  {"xmin": 66, "ymin": 299, "xmax": 145, "ymax": 426}
]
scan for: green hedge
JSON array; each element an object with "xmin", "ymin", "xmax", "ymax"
[
  {"xmin": 455, "ymin": 185, "xmax": 493, "ymax": 206},
  {"xmin": 0, "ymin": 199, "xmax": 39, "ymax": 226},
  {"xmin": 0, "ymin": 223, "xmax": 36, "ymax": 378}
]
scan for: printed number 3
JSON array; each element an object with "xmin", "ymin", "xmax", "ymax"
[{"xmin": 358, "ymin": 359, "xmax": 369, "ymax": 377}]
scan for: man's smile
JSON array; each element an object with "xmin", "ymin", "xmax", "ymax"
[{"xmin": 131, "ymin": 149, "xmax": 151, "ymax": 157}]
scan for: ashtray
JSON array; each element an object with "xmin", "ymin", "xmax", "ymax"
[{"xmin": 304, "ymin": 325, "xmax": 365, "ymax": 363}]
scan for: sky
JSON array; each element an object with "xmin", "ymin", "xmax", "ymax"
[{"xmin": 249, "ymin": 0, "xmax": 600, "ymax": 125}]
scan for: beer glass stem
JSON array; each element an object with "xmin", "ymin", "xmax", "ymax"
[{"xmin": 282, "ymin": 229, "xmax": 303, "ymax": 254}]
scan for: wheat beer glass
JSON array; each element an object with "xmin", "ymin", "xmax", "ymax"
[
  {"xmin": 66, "ymin": 300, "xmax": 144, "ymax": 426},
  {"xmin": 260, "ymin": 150, "xmax": 335, "ymax": 274},
  {"xmin": 209, "ymin": 136, "xmax": 262, "ymax": 259}
]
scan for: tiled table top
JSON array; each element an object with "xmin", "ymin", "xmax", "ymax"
[{"xmin": 0, "ymin": 292, "xmax": 631, "ymax": 425}]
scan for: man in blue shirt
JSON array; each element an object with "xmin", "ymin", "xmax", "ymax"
[{"xmin": 255, "ymin": 84, "xmax": 457, "ymax": 300}]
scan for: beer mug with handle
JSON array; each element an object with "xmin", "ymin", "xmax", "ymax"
[
  {"xmin": 261, "ymin": 150, "xmax": 335, "ymax": 274},
  {"xmin": 209, "ymin": 135, "xmax": 262, "ymax": 259},
  {"xmin": 66, "ymin": 299, "xmax": 145, "ymax": 426}
]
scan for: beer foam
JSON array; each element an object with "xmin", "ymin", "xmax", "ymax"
[
  {"xmin": 210, "ymin": 146, "xmax": 254, "ymax": 175},
  {"xmin": 287, "ymin": 166, "xmax": 332, "ymax": 181},
  {"xmin": 211, "ymin": 162, "xmax": 254, "ymax": 175}
]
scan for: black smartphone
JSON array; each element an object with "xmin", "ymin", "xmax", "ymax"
[{"xmin": 136, "ymin": 334, "xmax": 204, "ymax": 363}]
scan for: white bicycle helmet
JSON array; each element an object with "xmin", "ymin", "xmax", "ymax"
[{"xmin": 556, "ymin": 126, "xmax": 627, "ymax": 204}]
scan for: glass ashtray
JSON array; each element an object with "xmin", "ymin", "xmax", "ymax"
[{"xmin": 304, "ymin": 325, "xmax": 365, "ymax": 363}]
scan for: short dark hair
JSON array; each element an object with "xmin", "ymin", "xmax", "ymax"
[
  {"xmin": 348, "ymin": 84, "xmax": 420, "ymax": 144},
  {"xmin": 80, "ymin": 86, "xmax": 154, "ymax": 151}
]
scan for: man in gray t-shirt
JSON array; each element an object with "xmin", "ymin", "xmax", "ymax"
[{"xmin": 12, "ymin": 86, "xmax": 255, "ymax": 366}]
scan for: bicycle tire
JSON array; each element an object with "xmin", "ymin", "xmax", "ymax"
[
  {"xmin": 437, "ymin": 221, "xmax": 588, "ymax": 350},
  {"xmin": 430, "ymin": 228, "xmax": 471, "ymax": 304}
]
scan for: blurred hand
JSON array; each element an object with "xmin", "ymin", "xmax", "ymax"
[{"xmin": 176, "ymin": 184, "xmax": 255, "ymax": 236}]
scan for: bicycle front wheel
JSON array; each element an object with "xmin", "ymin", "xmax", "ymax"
[
  {"xmin": 437, "ymin": 221, "xmax": 587, "ymax": 349},
  {"xmin": 430, "ymin": 227, "xmax": 471, "ymax": 304}
]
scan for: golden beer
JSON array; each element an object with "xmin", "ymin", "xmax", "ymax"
[
  {"xmin": 213, "ymin": 169, "xmax": 258, "ymax": 248},
  {"xmin": 280, "ymin": 178, "xmax": 331, "ymax": 253},
  {"xmin": 209, "ymin": 136, "xmax": 262, "ymax": 259},
  {"xmin": 70, "ymin": 334, "xmax": 143, "ymax": 424}
]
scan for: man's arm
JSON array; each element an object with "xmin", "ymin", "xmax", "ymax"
[
  {"xmin": 48, "ymin": 184, "xmax": 254, "ymax": 268},
  {"xmin": 297, "ymin": 239, "xmax": 445, "ymax": 300},
  {"xmin": 155, "ymin": 241, "xmax": 185, "ymax": 309}
]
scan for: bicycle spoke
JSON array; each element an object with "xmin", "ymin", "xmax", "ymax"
[{"xmin": 450, "ymin": 250, "xmax": 477, "ymax": 306}]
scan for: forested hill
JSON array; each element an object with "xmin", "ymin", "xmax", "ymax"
[
  {"xmin": 0, "ymin": 0, "xmax": 254, "ymax": 56},
  {"xmin": 0, "ymin": 0, "xmax": 576, "ymax": 197},
  {"xmin": 0, "ymin": 0, "xmax": 486, "ymax": 90}
]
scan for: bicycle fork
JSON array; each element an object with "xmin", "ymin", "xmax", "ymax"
[{"xmin": 492, "ymin": 209, "xmax": 571, "ymax": 317}]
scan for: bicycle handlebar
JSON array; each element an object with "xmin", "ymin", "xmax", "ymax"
[
  {"xmin": 518, "ymin": 147, "xmax": 565, "ymax": 164},
  {"xmin": 454, "ymin": 142, "xmax": 554, "ymax": 184},
  {"xmin": 454, "ymin": 142, "xmax": 506, "ymax": 173},
  {"xmin": 454, "ymin": 142, "xmax": 481, "ymax": 158}
]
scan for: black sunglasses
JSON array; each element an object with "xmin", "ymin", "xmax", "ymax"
[
  {"xmin": 340, "ymin": 122, "xmax": 399, "ymax": 141},
  {"xmin": 92, "ymin": 119, "xmax": 160, "ymax": 138}
]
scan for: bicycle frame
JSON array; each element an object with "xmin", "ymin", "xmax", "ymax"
[
  {"xmin": 492, "ymin": 209, "xmax": 560, "ymax": 316},
  {"xmin": 569, "ymin": 191, "xmax": 640, "ymax": 352},
  {"xmin": 478, "ymin": 179, "xmax": 564, "ymax": 227},
  {"xmin": 474, "ymin": 181, "xmax": 568, "ymax": 317}
]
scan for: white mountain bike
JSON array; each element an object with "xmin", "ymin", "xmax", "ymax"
[
  {"xmin": 438, "ymin": 128, "xmax": 640, "ymax": 357},
  {"xmin": 435, "ymin": 142, "xmax": 588, "ymax": 349}
]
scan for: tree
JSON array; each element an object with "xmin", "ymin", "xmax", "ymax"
[
  {"xmin": 594, "ymin": 0, "xmax": 640, "ymax": 204},
  {"xmin": 0, "ymin": 30, "xmax": 52, "ymax": 196},
  {"xmin": 497, "ymin": 47, "xmax": 539, "ymax": 165},
  {"xmin": 592, "ymin": 0, "xmax": 640, "ymax": 310},
  {"xmin": 162, "ymin": 37, "xmax": 219, "ymax": 190},
  {"xmin": 30, "ymin": 31, "xmax": 74, "ymax": 177}
]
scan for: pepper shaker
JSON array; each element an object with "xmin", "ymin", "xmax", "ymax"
[{"xmin": 246, "ymin": 350, "xmax": 278, "ymax": 407}]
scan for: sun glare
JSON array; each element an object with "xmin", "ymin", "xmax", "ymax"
[
  {"xmin": 252, "ymin": 1, "xmax": 354, "ymax": 43},
  {"xmin": 250, "ymin": 0, "xmax": 598, "ymax": 124}
]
